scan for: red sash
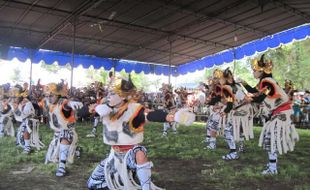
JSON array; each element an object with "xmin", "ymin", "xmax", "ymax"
[
  {"xmin": 112, "ymin": 145, "xmax": 135, "ymax": 153},
  {"xmin": 272, "ymin": 102, "xmax": 292, "ymax": 116}
]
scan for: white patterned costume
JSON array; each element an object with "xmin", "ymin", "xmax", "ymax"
[
  {"xmin": 0, "ymin": 101, "xmax": 14, "ymax": 137},
  {"xmin": 87, "ymin": 76, "xmax": 195, "ymax": 190},
  {"xmin": 244, "ymin": 55, "xmax": 299, "ymax": 174},
  {"xmin": 43, "ymin": 97, "xmax": 83, "ymax": 176},
  {"xmin": 42, "ymin": 82, "xmax": 83, "ymax": 177},
  {"xmin": 14, "ymin": 98, "xmax": 44, "ymax": 153},
  {"xmin": 220, "ymin": 82, "xmax": 254, "ymax": 160}
]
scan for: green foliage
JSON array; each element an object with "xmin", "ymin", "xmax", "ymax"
[
  {"xmin": 40, "ymin": 61, "xmax": 62, "ymax": 74},
  {"xmin": 10, "ymin": 67, "xmax": 21, "ymax": 82},
  {"xmin": 267, "ymin": 39, "xmax": 310, "ymax": 90},
  {"xmin": 117, "ymin": 70, "xmax": 152, "ymax": 91},
  {"xmin": 84, "ymin": 66, "xmax": 110, "ymax": 85}
]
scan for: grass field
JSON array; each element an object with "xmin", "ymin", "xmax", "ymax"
[{"xmin": 0, "ymin": 121, "xmax": 309, "ymax": 190}]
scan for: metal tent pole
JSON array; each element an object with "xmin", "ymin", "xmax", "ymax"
[
  {"xmin": 168, "ymin": 40, "xmax": 172, "ymax": 84},
  {"xmin": 29, "ymin": 50, "xmax": 34, "ymax": 94},
  {"xmin": 70, "ymin": 18, "xmax": 76, "ymax": 94}
]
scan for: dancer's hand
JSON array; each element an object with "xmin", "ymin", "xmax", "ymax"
[
  {"xmin": 244, "ymin": 96, "xmax": 253, "ymax": 103},
  {"xmin": 166, "ymin": 113, "xmax": 175, "ymax": 122},
  {"xmin": 68, "ymin": 101, "xmax": 83, "ymax": 110},
  {"xmin": 220, "ymin": 112, "xmax": 226, "ymax": 117}
]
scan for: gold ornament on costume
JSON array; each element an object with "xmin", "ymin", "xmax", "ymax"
[
  {"xmin": 285, "ymin": 79, "xmax": 293, "ymax": 89},
  {"xmin": 213, "ymin": 69, "xmax": 224, "ymax": 79},
  {"xmin": 252, "ymin": 54, "xmax": 273, "ymax": 74},
  {"xmin": 261, "ymin": 87, "xmax": 271, "ymax": 96},
  {"xmin": 225, "ymin": 96, "xmax": 234, "ymax": 103}
]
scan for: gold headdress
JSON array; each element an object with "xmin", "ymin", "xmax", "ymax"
[
  {"xmin": 213, "ymin": 69, "xmax": 224, "ymax": 79},
  {"xmin": 113, "ymin": 74, "xmax": 137, "ymax": 98},
  {"xmin": 44, "ymin": 80, "xmax": 68, "ymax": 97},
  {"xmin": 285, "ymin": 79, "xmax": 293, "ymax": 89},
  {"xmin": 252, "ymin": 54, "xmax": 273, "ymax": 74},
  {"xmin": 8, "ymin": 84, "xmax": 28, "ymax": 98}
]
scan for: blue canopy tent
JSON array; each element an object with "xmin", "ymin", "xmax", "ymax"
[
  {"xmin": 4, "ymin": 24, "xmax": 310, "ymax": 84},
  {"xmin": 177, "ymin": 24, "xmax": 310, "ymax": 75},
  {"xmin": 6, "ymin": 47, "xmax": 179, "ymax": 76}
]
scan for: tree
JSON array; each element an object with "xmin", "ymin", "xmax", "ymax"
[
  {"xmin": 117, "ymin": 70, "xmax": 151, "ymax": 91},
  {"xmin": 40, "ymin": 61, "xmax": 61, "ymax": 74},
  {"xmin": 84, "ymin": 66, "xmax": 109, "ymax": 84},
  {"xmin": 10, "ymin": 67, "xmax": 21, "ymax": 83},
  {"xmin": 266, "ymin": 39, "xmax": 310, "ymax": 90}
]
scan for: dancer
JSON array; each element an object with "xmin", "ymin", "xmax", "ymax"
[
  {"xmin": 12, "ymin": 85, "xmax": 44, "ymax": 153},
  {"xmin": 242, "ymin": 55, "xmax": 299, "ymax": 174},
  {"xmin": 221, "ymin": 68, "xmax": 254, "ymax": 160},
  {"xmin": 42, "ymin": 81, "xmax": 83, "ymax": 177},
  {"xmin": 87, "ymin": 75, "xmax": 195, "ymax": 190},
  {"xmin": 160, "ymin": 84, "xmax": 178, "ymax": 137},
  {"xmin": 204, "ymin": 69, "xmax": 224, "ymax": 150}
]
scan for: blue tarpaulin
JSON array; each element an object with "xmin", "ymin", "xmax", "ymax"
[
  {"xmin": 177, "ymin": 24, "xmax": 310, "ymax": 75},
  {"xmin": 6, "ymin": 24, "xmax": 310, "ymax": 76}
]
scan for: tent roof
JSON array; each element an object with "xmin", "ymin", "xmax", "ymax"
[{"xmin": 0, "ymin": 0, "xmax": 309, "ymax": 67}]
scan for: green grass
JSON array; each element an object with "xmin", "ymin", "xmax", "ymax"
[{"xmin": 0, "ymin": 121, "xmax": 309, "ymax": 190}]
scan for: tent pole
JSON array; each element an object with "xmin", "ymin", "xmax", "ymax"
[
  {"xmin": 29, "ymin": 50, "xmax": 34, "ymax": 94},
  {"xmin": 70, "ymin": 18, "xmax": 76, "ymax": 94},
  {"xmin": 168, "ymin": 40, "xmax": 172, "ymax": 84},
  {"xmin": 233, "ymin": 47, "xmax": 236, "ymax": 74}
]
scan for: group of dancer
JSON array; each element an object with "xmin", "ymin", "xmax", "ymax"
[
  {"xmin": 0, "ymin": 54, "xmax": 299, "ymax": 189},
  {"xmin": 203, "ymin": 54, "xmax": 299, "ymax": 175}
]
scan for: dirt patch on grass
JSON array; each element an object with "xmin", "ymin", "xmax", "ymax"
[
  {"xmin": 0, "ymin": 157, "xmax": 309, "ymax": 190},
  {"xmin": 0, "ymin": 158, "xmax": 214, "ymax": 190}
]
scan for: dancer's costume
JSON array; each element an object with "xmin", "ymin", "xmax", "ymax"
[
  {"xmin": 220, "ymin": 68, "xmax": 254, "ymax": 160},
  {"xmin": 42, "ymin": 81, "xmax": 83, "ymax": 177},
  {"xmin": 12, "ymin": 85, "xmax": 44, "ymax": 153},
  {"xmin": 204, "ymin": 69, "xmax": 224, "ymax": 150},
  {"xmin": 87, "ymin": 95, "xmax": 104, "ymax": 138},
  {"xmin": 87, "ymin": 76, "xmax": 195, "ymax": 190},
  {"xmin": 160, "ymin": 84, "xmax": 177, "ymax": 137},
  {"xmin": 243, "ymin": 55, "xmax": 299, "ymax": 174},
  {"xmin": 0, "ymin": 96, "xmax": 14, "ymax": 137},
  {"xmin": 0, "ymin": 85, "xmax": 14, "ymax": 137}
]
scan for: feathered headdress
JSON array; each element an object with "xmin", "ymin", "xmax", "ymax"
[
  {"xmin": 113, "ymin": 74, "xmax": 137, "ymax": 98},
  {"xmin": 252, "ymin": 54, "xmax": 273, "ymax": 74},
  {"xmin": 44, "ymin": 80, "xmax": 68, "ymax": 97},
  {"xmin": 213, "ymin": 69, "xmax": 224, "ymax": 79},
  {"xmin": 223, "ymin": 67, "xmax": 233, "ymax": 78},
  {"xmin": 8, "ymin": 84, "xmax": 28, "ymax": 98}
]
